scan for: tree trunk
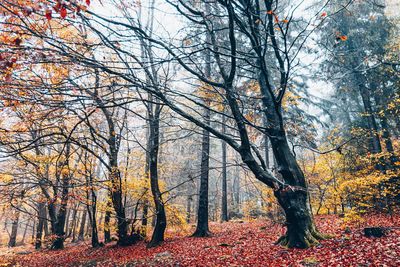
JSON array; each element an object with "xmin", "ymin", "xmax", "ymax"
[
  {"xmin": 186, "ymin": 194, "xmax": 192, "ymax": 223},
  {"xmin": 221, "ymin": 115, "xmax": 228, "ymax": 222},
  {"xmin": 109, "ymin": 169, "xmax": 130, "ymax": 246},
  {"xmin": 68, "ymin": 204, "xmax": 79, "ymax": 240},
  {"xmin": 8, "ymin": 212, "xmax": 19, "ymax": 247},
  {"xmin": 88, "ymin": 185, "xmax": 101, "ymax": 247},
  {"xmin": 233, "ymin": 156, "xmax": 240, "ymax": 214},
  {"xmin": 263, "ymin": 115, "xmax": 270, "ymax": 169},
  {"xmin": 373, "ymin": 89, "xmax": 398, "ymax": 166},
  {"xmin": 78, "ymin": 210, "xmax": 87, "ymax": 241},
  {"xmin": 270, "ymin": 136, "xmax": 325, "ymax": 248},
  {"xmin": 193, "ymin": 18, "xmax": 212, "ymax": 236},
  {"xmin": 50, "ymin": 143, "xmax": 72, "ymax": 250},
  {"xmin": 359, "ymin": 85, "xmax": 382, "ymax": 154},
  {"xmin": 64, "ymin": 208, "xmax": 70, "ymax": 238},
  {"xmin": 104, "ymin": 198, "xmax": 112, "ymax": 243},
  {"xmin": 35, "ymin": 203, "xmax": 46, "ymax": 249},
  {"xmin": 95, "ymin": 87, "xmax": 130, "ymax": 246},
  {"xmin": 51, "ymin": 183, "xmax": 70, "ymax": 249},
  {"xmin": 21, "ymin": 219, "xmax": 30, "ymax": 244},
  {"xmin": 147, "ymin": 106, "xmax": 167, "ymax": 248},
  {"xmin": 43, "ymin": 211, "xmax": 49, "ymax": 237},
  {"xmin": 192, "ymin": 108, "xmax": 211, "ymax": 237}
]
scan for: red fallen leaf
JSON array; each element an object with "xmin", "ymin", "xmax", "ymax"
[
  {"xmin": 60, "ymin": 7, "xmax": 67, "ymax": 19},
  {"xmin": 86, "ymin": 0, "xmax": 91, "ymax": 6},
  {"xmin": 321, "ymin": 11, "xmax": 327, "ymax": 17},
  {"xmin": 45, "ymin": 9, "xmax": 52, "ymax": 20}
]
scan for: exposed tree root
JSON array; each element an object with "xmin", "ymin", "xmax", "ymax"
[
  {"xmin": 191, "ymin": 229, "xmax": 211, "ymax": 237},
  {"xmin": 276, "ymin": 228, "xmax": 328, "ymax": 248},
  {"xmin": 117, "ymin": 233, "xmax": 143, "ymax": 247}
]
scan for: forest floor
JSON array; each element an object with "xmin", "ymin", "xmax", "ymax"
[{"xmin": 0, "ymin": 214, "xmax": 399, "ymax": 267}]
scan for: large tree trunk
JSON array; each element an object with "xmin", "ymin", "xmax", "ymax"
[
  {"xmin": 147, "ymin": 108, "xmax": 167, "ymax": 248},
  {"xmin": 269, "ymin": 136, "xmax": 325, "ymax": 248},
  {"xmin": 274, "ymin": 190, "xmax": 324, "ymax": 248}
]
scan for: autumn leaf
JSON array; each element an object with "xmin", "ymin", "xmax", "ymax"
[
  {"xmin": 60, "ymin": 7, "xmax": 67, "ymax": 19},
  {"xmin": 45, "ymin": 9, "xmax": 52, "ymax": 21}
]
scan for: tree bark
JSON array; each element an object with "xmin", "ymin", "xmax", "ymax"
[
  {"xmin": 359, "ymin": 85, "xmax": 383, "ymax": 154},
  {"xmin": 78, "ymin": 210, "xmax": 87, "ymax": 241},
  {"xmin": 147, "ymin": 107, "xmax": 167, "ymax": 248},
  {"xmin": 8, "ymin": 212, "xmax": 19, "ymax": 247},
  {"xmin": 87, "ymin": 178, "xmax": 101, "ymax": 247},
  {"xmin": 373, "ymin": 89, "xmax": 398, "ymax": 166},
  {"xmin": 221, "ymin": 114, "xmax": 228, "ymax": 222},
  {"xmin": 51, "ymin": 143, "xmax": 71, "ymax": 249},
  {"xmin": 104, "ymin": 208, "xmax": 111, "ymax": 243},
  {"xmin": 192, "ymin": 106, "xmax": 211, "ymax": 237},
  {"xmin": 21, "ymin": 219, "xmax": 30, "ymax": 244},
  {"xmin": 68, "ymin": 204, "xmax": 79, "ymax": 240},
  {"xmin": 35, "ymin": 203, "xmax": 46, "ymax": 249},
  {"xmin": 193, "ymin": 13, "xmax": 212, "ymax": 236},
  {"xmin": 270, "ymin": 136, "xmax": 325, "ymax": 248}
]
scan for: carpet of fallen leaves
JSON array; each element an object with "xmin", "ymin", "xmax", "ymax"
[{"xmin": 1, "ymin": 214, "xmax": 399, "ymax": 267}]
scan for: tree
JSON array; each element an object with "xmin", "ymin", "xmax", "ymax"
[{"xmin": 0, "ymin": 0, "xmax": 335, "ymax": 248}]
